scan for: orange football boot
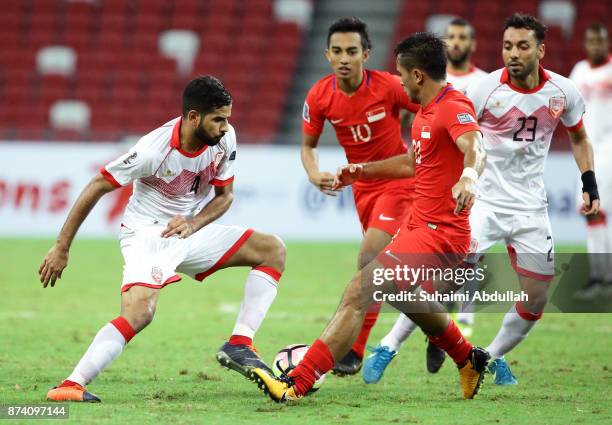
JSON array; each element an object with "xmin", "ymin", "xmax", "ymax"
[{"xmin": 47, "ymin": 382, "xmax": 101, "ymax": 402}]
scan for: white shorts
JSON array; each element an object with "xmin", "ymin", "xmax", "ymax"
[
  {"xmin": 118, "ymin": 222, "xmax": 253, "ymax": 292},
  {"xmin": 467, "ymin": 204, "xmax": 554, "ymax": 281}
]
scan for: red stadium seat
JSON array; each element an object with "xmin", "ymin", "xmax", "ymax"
[{"xmin": 0, "ymin": 0, "xmax": 303, "ymax": 142}]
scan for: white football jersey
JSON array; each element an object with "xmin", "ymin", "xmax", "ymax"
[
  {"xmin": 467, "ymin": 66, "xmax": 585, "ymax": 214},
  {"xmin": 447, "ymin": 65, "xmax": 488, "ymax": 94},
  {"xmin": 569, "ymin": 56, "xmax": 612, "ymax": 149},
  {"xmin": 101, "ymin": 117, "xmax": 237, "ymax": 228}
]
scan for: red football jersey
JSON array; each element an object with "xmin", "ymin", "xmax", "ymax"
[
  {"xmin": 409, "ymin": 84, "xmax": 481, "ymax": 237},
  {"xmin": 303, "ymin": 69, "xmax": 420, "ymax": 192}
]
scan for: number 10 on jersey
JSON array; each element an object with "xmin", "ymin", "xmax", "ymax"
[{"xmin": 348, "ymin": 124, "xmax": 372, "ymax": 143}]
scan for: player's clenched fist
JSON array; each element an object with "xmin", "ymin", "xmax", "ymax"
[
  {"xmin": 39, "ymin": 244, "xmax": 69, "ymax": 288},
  {"xmin": 308, "ymin": 171, "xmax": 341, "ymax": 196},
  {"xmin": 452, "ymin": 176, "xmax": 476, "ymax": 215},
  {"xmin": 333, "ymin": 164, "xmax": 363, "ymax": 190},
  {"xmin": 161, "ymin": 215, "xmax": 196, "ymax": 239}
]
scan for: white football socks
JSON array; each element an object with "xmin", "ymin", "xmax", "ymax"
[
  {"xmin": 486, "ymin": 304, "xmax": 538, "ymax": 359},
  {"xmin": 66, "ymin": 322, "xmax": 129, "ymax": 386},
  {"xmin": 231, "ymin": 269, "xmax": 279, "ymax": 339},
  {"xmin": 380, "ymin": 313, "xmax": 418, "ymax": 352},
  {"xmin": 586, "ymin": 223, "xmax": 610, "ymax": 280}
]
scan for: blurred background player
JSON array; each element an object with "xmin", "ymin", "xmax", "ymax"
[
  {"xmin": 249, "ymin": 32, "xmax": 489, "ymax": 402},
  {"xmin": 570, "ymin": 23, "xmax": 612, "ymax": 299},
  {"xmin": 301, "ymin": 17, "xmax": 419, "ymax": 375},
  {"xmin": 362, "ymin": 13, "xmax": 600, "ymax": 387},
  {"xmin": 446, "ymin": 18, "xmax": 488, "ymax": 94},
  {"xmin": 42, "ymin": 76, "xmax": 287, "ymax": 402},
  {"xmin": 362, "ymin": 17, "xmax": 490, "ymax": 383}
]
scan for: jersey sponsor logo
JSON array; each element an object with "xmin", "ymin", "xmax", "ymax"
[
  {"xmin": 378, "ymin": 214, "xmax": 395, "ymax": 221},
  {"xmin": 421, "ymin": 126, "xmax": 431, "ymax": 139},
  {"xmin": 122, "ymin": 151, "xmax": 137, "ymax": 165},
  {"xmin": 366, "ymin": 107, "xmax": 386, "ymax": 123},
  {"xmin": 456, "ymin": 113, "xmax": 476, "ymax": 124},
  {"xmin": 303, "ymin": 102, "xmax": 310, "ymax": 123},
  {"xmin": 330, "ymin": 118, "xmax": 344, "ymax": 124},
  {"xmin": 548, "ymin": 95, "xmax": 566, "ymax": 119}
]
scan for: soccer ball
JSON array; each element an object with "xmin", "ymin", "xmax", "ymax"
[{"xmin": 272, "ymin": 344, "xmax": 326, "ymax": 392}]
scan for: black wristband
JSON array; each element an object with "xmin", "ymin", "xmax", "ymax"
[{"xmin": 581, "ymin": 170, "xmax": 599, "ymax": 202}]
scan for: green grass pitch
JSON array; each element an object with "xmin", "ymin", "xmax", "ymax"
[{"xmin": 1, "ymin": 238, "xmax": 610, "ymax": 425}]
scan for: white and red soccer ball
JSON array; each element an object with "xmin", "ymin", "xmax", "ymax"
[{"xmin": 272, "ymin": 344, "xmax": 326, "ymax": 392}]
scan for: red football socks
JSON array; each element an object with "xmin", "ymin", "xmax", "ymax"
[
  {"xmin": 351, "ymin": 309, "xmax": 380, "ymax": 358},
  {"xmin": 229, "ymin": 335, "xmax": 253, "ymax": 347},
  {"xmin": 428, "ymin": 320, "xmax": 473, "ymax": 366},
  {"xmin": 58, "ymin": 380, "xmax": 80, "ymax": 388},
  {"xmin": 289, "ymin": 339, "xmax": 334, "ymax": 396}
]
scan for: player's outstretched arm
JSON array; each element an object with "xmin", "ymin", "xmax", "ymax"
[
  {"xmin": 568, "ymin": 126, "xmax": 600, "ymax": 216},
  {"xmin": 333, "ymin": 152, "xmax": 415, "ymax": 189},
  {"xmin": 162, "ymin": 183, "xmax": 234, "ymax": 239},
  {"xmin": 452, "ymin": 131, "xmax": 486, "ymax": 215},
  {"xmin": 301, "ymin": 133, "xmax": 341, "ymax": 197},
  {"xmin": 39, "ymin": 174, "xmax": 118, "ymax": 288}
]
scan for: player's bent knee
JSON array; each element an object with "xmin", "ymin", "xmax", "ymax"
[
  {"xmin": 260, "ymin": 233, "xmax": 287, "ymax": 272},
  {"xmin": 121, "ymin": 287, "xmax": 159, "ymax": 332}
]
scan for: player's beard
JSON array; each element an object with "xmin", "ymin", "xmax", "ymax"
[
  {"xmin": 506, "ymin": 59, "xmax": 537, "ymax": 81},
  {"xmin": 447, "ymin": 49, "xmax": 470, "ymax": 68},
  {"xmin": 590, "ymin": 52, "xmax": 608, "ymax": 66},
  {"xmin": 195, "ymin": 125, "xmax": 224, "ymax": 146}
]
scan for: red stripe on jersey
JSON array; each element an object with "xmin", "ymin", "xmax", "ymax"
[
  {"xmin": 170, "ymin": 117, "xmax": 208, "ymax": 157},
  {"xmin": 141, "ymin": 162, "xmax": 217, "ymax": 197},
  {"xmin": 500, "ymin": 65, "xmax": 550, "ymax": 94},
  {"xmin": 210, "ymin": 176, "xmax": 234, "ymax": 187},
  {"xmin": 195, "ymin": 228, "xmax": 255, "ymax": 281},
  {"xmin": 100, "ymin": 167, "xmax": 122, "ymax": 188},
  {"xmin": 565, "ymin": 118, "xmax": 584, "ymax": 133}
]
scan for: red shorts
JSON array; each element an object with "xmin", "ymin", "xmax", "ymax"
[
  {"xmin": 353, "ymin": 186, "xmax": 413, "ymax": 235},
  {"xmin": 377, "ymin": 224, "xmax": 471, "ymax": 290}
]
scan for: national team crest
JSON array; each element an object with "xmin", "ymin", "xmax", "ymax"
[
  {"xmin": 421, "ymin": 126, "xmax": 431, "ymax": 139},
  {"xmin": 151, "ymin": 266, "xmax": 163, "ymax": 285},
  {"xmin": 548, "ymin": 95, "xmax": 566, "ymax": 119}
]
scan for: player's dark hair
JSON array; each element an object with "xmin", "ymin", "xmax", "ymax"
[
  {"xmin": 182, "ymin": 75, "xmax": 232, "ymax": 117},
  {"xmin": 448, "ymin": 17, "xmax": 476, "ymax": 39},
  {"xmin": 503, "ymin": 13, "xmax": 548, "ymax": 44},
  {"xmin": 327, "ymin": 17, "xmax": 372, "ymax": 50},
  {"xmin": 586, "ymin": 23, "xmax": 608, "ymax": 36},
  {"xmin": 395, "ymin": 32, "xmax": 447, "ymax": 81}
]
